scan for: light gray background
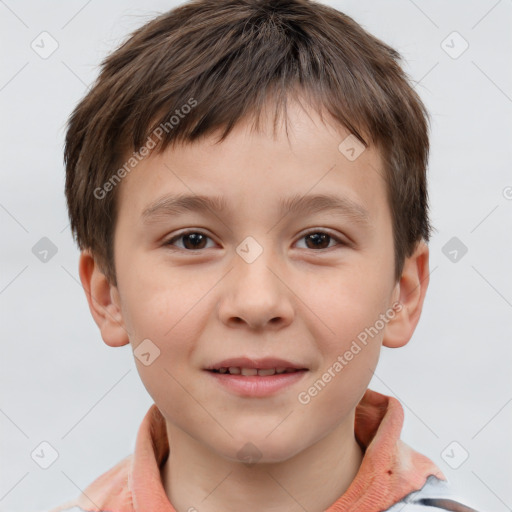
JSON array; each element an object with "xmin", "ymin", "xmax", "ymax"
[{"xmin": 1, "ymin": 1, "xmax": 511, "ymax": 511}]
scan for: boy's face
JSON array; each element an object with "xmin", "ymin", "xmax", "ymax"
[{"xmin": 86, "ymin": 99, "xmax": 425, "ymax": 463}]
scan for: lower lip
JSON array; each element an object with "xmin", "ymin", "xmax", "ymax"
[{"xmin": 205, "ymin": 370, "xmax": 308, "ymax": 397}]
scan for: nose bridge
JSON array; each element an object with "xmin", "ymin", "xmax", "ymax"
[
  {"xmin": 217, "ymin": 236, "xmax": 294, "ymax": 329},
  {"xmin": 235, "ymin": 238, "xmax": 276, "ymax": 289}
]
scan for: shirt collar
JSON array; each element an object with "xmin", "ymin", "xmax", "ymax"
[{"xmin": 128, "ymin": 388, "xmax": 446, "ymax": 512}]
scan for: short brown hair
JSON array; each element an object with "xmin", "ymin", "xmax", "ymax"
[{"xmin": 64, "ymin": 0, "xmax": 432, "ymax": 286}]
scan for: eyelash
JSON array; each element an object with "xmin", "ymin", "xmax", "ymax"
[{"xmin": 164, "ymin": 229, "xmax": 346, "ymax": 252}]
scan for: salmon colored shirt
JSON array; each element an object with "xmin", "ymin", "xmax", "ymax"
[{"xmin": 48, "ymin": 388, "xmax": 477, "ymax": 512}]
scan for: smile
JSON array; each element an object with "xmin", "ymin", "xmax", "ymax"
[
  {"xmin": 209, "ymin": 367, "xmax": 302, "ymax": 376},
  {"xmin": 205, "ymin": 368, "xmax": 308, "ymax": 397}
]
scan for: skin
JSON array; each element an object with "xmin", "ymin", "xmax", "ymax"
[{"xmin": 79, "ymin": 97, "xmax": 430, "ymax": 512}]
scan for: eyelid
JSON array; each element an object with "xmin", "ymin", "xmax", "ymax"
[{"xmin": 298, "ymin": 227, "xmax": 345, "ymax": 240}]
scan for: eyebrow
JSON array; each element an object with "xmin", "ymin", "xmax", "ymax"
[{"xmin": 141, "ymin": 192, "xmax": 370, "ymax": 226}]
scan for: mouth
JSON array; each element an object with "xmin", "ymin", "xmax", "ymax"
[
  {"xmin": 204, "ymin": 357, "xmax": 308, "ymax": 375},
  {"xmin": 204, "ymin": 357, "xmax": 309, "ymax": 397},
  {"xmin": 208, "ymin": 367, "xmax": 305, "ymax": 376}
]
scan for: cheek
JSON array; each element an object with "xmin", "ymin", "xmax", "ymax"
[
  {"xmin": 127, "ymin": 294, "xmax": 210, "ymax": 421},
  {"xmin": 119, "ymin": 270, "xmax": 206, "ymax": 392},
  {"xmin": 309, "ymin": 269, "xmax": 391, "ymax": 352},
  {"xmin": 290, "ymin": 345, "xmax": 379, "ymax": 456},
  {"xmin": 120, "ymin": 257, "xmax": 208, "ymax": 339}
]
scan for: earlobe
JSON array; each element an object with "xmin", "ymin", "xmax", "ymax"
[
  {"xmin": 382, "ymin": 241, "xmax": 430, "ymax": 349},
  {"xmin": 78, "ymin": 250, "xmax": 130, "ymax": 347}
]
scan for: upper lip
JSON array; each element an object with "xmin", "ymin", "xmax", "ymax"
[{"xmin": 205, "ymin": 357, "xmax": 308, "ymax": 371}]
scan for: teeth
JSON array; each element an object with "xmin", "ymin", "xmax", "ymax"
[
  {"xmin": 257, "ymin": 368, "xmax": 276, "ymax": 376},
  {"xmin": 215, "ymin": 367, "xmax": 300, "ymax": 376},
  {"xmin": 241, "ymin": 368, "xmax": 258, "ymax": 376}
]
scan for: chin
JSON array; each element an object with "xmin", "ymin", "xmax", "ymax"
[{"xmin": 217, "ymin": 434, "xmax": 305, "ymax": 466}]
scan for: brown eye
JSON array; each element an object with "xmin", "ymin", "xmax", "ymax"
[
  {"xmin": 165, "ymin": 231, "xmax": 214, "ymax": 250},
  {"xmin": 296, "ymin": 230, "xmax": 344, "ymax": 250}
]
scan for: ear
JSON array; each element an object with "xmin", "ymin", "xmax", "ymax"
[
  {"xmin": 78, "ymin": 250, "xmax": 130, "ymax": 347},
  {"xmin": 382, "ymin": 240, "xmax": 430, "ymax": 348}
]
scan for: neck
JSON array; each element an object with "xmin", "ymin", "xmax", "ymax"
[{"xmin": 160, "ymin": 410, "xmax": 364, "ymax": 512}]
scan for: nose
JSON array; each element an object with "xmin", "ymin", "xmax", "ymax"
[{"xmin": 217, "ymin": 246, "xmax": 295, "ymax": 331}]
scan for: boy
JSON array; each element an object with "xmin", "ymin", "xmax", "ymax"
[{"xmin": 50, "ymin": 0, "xmax": 479, "ymax": 511}]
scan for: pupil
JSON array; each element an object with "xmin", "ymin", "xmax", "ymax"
[
  {"xmin": 307, "ymin": 232, "xmax": 329, "ymax": 249},
  {"xmin": 184, "ymin": 233, "xmax": 206, "ymax": 249}
]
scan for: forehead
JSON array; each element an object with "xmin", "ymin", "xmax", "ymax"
[{"xmin": 115, "ymin": 99, "xmax": 387, "ymax": 225}]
